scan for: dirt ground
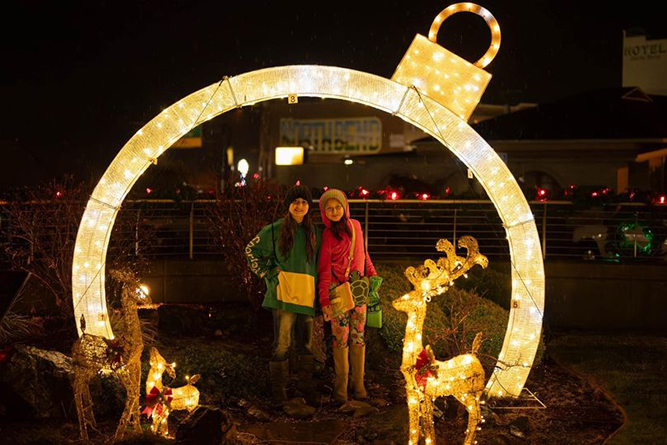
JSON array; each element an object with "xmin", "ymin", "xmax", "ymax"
[{"xmin": 0, "ymin": 307, "xmax": 623, "ymax": 445}]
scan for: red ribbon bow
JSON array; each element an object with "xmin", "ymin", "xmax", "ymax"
[
  {"xmin": 415, "ymin": 348, "xmax": 436, "ymax": 388},
  {"xmin": 142, "ymin": 386, "xmax": 173, "ymax": 419},
  {"xmin": 103, "ymin": 338, "xmax": 124, "ymax": 370}
]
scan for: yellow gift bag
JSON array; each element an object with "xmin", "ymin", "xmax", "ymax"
[{"xmin": 391, "ymin": 3, "xmax": 501, "ymax": 121}]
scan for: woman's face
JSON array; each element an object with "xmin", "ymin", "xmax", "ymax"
[
  {"xmin": 289, "ymin": 198, "xmax": 309, "ymax": 221},
  {"xmin": 325, "ymin": 198, "xmax": 345, "ymax": 222}
]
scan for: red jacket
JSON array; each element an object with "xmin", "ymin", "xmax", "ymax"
[{"xmin": 317, "ymin": 198, "xmax": 377, "ymax": 307}]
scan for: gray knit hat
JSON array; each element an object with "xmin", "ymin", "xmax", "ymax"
[
  {"xmin": 284, "ymin": 185, "xmax": 313, "ymax": 209},
  {"xmin": 319, "ymin": 189, "xmax": 348, "ymax": 211}
]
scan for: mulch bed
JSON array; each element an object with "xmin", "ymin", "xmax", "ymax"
[{"xmin": 0, "ymin": 305, "xmax": 623, "ymax": 444}]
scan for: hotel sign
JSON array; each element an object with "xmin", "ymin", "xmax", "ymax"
[
  {"xmin": 622, "ymin": 34, "xmax": 667, "ymax": 96},
  {"xmin": 279, "ymin": 117, "xmax": 382, "ymax": 154}
]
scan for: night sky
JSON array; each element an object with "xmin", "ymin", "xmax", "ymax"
[{"xmin": 2, "ymin": 0, "xmax": 666, "ymax": 182}]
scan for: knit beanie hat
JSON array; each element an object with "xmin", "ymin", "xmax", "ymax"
[
  {"xmin": 319, "ymin": 189, "xmax": 348, "ymax": 211},
  {"xmin": 284, "ymin": 185, "xmax": 313, "ymax": 209}
]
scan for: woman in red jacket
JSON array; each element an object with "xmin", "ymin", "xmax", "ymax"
[{"xmin": 318, "ymin": 189, "xmax": 377, "ymax": 403}]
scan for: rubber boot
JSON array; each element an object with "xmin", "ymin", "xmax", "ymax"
[
  {"xmin": 350, "ymin": 345, "xmax": 368, "ymax": 399},
  {"xmin": 269, "ymin": 360, "xmax": 289, "ymax": 405},
  {"xmin": 332, "ymin": 346, "xmax": 349, "ymax": 403},
  {"xmin": 296, "ymin": 354, "xmax": 319, "ymax": 406}
]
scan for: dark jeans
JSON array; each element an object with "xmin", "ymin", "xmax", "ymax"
[{"xmin": 272, "ymin": 309, "xmax": 313, "ymax": 361}]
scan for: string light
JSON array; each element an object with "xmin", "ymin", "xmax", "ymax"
[
  {"xmin": 73, "ymin": 44, "xmax": 543, "ymax": 401},
  {"xmin": 146, "ymin": 347, "xmax": 201, "ymax": 436},
  {"xmin": 393, "ymin": 237, "xmax": 487, "ymax": 445},
  {"xmin": 391, "ymin": 3, "xmax": 500, "ymax": 120}
]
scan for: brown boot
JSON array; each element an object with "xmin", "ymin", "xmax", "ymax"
[
  {"xmin": 332, "ymin": 346, "xmax": 349, "ymax": 403},
  {"xmin": 269, "ymin": 360, "xmax": 289, "ymax": 405},
  {"xmin": 296, "ymin": 354, "xmax": 320, "ymax": 406},
  {"xmin": 350, "ymin": 345, "xmax": 367, "ymax": 399}
]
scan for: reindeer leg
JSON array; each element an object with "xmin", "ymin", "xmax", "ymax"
[
  {"xmin": 73, "ymin": 378, "xmax": 89, "ymax": 441},
  {"xmin": 82, "ymin": 380, "xmax": 97, "ymax": 428},
  {"xmin": 129, "ymin": 362, "xmax": 143, "ymax": 433},
  {"xmin": 456, "ymin": 392, "xmax": 481, "ymax": 445},
  {"xmin": 422, "ymin": 396, "xmax": 436, "ymax": 444},
  {"xmin": 405, "ymin": 385, "xmax": 421, "ymax": 445},
  {"xmin": 114, "ymin": 372, "xmax": 131, "ymax": 440}
]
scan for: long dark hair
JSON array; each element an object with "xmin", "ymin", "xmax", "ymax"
[
  {"xmin": 279, "ymin": 211, "xmax": 317, "ymax": 263},
  {"xmin": 329, "ymin": 215, "xmax": 353, "ymax": 241}
]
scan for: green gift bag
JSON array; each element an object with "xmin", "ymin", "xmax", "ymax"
[{"xmin": 366, "ymin": 276, "xmax": 383, "ymax": 328}]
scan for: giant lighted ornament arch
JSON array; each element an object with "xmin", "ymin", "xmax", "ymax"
[{"xmin": 72, "ymin": 4, "xmax": 544, "ymax": 398}]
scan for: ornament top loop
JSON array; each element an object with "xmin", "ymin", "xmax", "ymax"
[{"xmin": 428, "ymin": 3, "xmax": 501, "ymax": 69}]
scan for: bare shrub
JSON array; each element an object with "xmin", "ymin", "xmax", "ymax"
[
  {"xmin": 207, "ymin": 178, "xmax": 285, "ymax": 309},
  {"xmin": 1, "ymin": 177, "xmax": 152, "ymax": 321}
]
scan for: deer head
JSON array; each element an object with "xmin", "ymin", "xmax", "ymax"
[
  {"xmin": 109, "ymin": 269, "xmax": 153, "ymax": 307},
  {"xmin": 393, "ymin": 237, "xmax": 488, "ymax": 314},
  {"xmin": 149, "ymin": 347, "xmax": 176, "ymax": 380},
  {"xmin": 392, "ymin": 289, "xmax": 427, "ymax": 314}
]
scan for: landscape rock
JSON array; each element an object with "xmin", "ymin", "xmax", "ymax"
[
  {"xmin": 283, "ymin": 397, "xmax": 316, "ymax": 418},
  {"xmin": 357, "ymin": 404, "xmax": 409, "ymax": 443},
  {"xmin": 175, "ymin": 405, "xmax": 236, "ymax": 445},
  {"xmin": 353, "ymin": 405, "xmax": 380, "ymax": 417},
  {"xmin": 369, "ymin": 398, "xmax": 390, "ymax": 407},
  {"xmin": 0, "ymin": 345, "xmax": 73, "ymax": 419},
  {"xmin": 0, "ymin": 345, "xmax": 126, "ymax": 420},
  {"xmin": 510, "ymin": 425, "xmax": 526, "ymax": 439},
  {"xmin": 339, "ymin": 400, "xmax": 370, "ymax": 413},
  {"xmin": 246, "ymin": 405, "xmax": 271, "ymax": 421}
]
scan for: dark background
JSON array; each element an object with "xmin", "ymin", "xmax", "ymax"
[{"xmin": 2, "ymin": 0, "xmax": 667, "ymax": 180}]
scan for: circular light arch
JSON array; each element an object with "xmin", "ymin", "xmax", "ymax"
[{"xmin": 72, "ymin": 65, "xmax": 544, "ymax": 397}]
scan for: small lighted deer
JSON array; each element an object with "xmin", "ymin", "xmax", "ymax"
[
  {"xmin": 145, "ymin": 347, "xmax": 201, "ymax": 436},
  {"xmin": 392, "ymin": 236, "xmax": 488, "ymax": 445}
]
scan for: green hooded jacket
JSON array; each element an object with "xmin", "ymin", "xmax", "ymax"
[{"xmin": 245, "ymin": 218, "xmax": 322, "ymax": 316}]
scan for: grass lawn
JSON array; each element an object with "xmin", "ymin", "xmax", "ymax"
[{"xmin": 548, "ymin": 333, "xmax": 667, "ymax": 445}]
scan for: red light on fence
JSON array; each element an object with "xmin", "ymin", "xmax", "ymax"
[
  {"xmin": 146, "ymin": 187, "xmax": 153, "ymax": 194},
  {"xmin": 420, "ymin": 193, "xmax": 430, "ymax": 200},
  {"xmin": 537, "ymin": 188, "xmax": 547, "ymax": 197},
  {"xmin": 253, "ymin": 173, "xmax": 260, "ymax": 179},
  {"xmin": 591, "ymin": 192, "xmax": 599, "ymax": 197},
  {"xmin": 361, "ymin": 189, "xmax": 369, "ymax": 196},
  {"xmin": 390, "ymin": 191, "xmax": 399, "ymax": 200},
  {"xmin": 295, "ymin": 180, "xmax": 301, "ymax": 186},
  {"xmin": 445, "ymin": 187, "xmax": 451, "ymax": 195},
  {"xmin": 323, "ymin": 186, "xmax": 329, "ymax": 191},
  {"xmin": 55, "ymin": 191, "xmax": 63, "ymax": 198},
  {"xmin": 658, "ymin": 195, "xmax": 666, "ymax": 205}
]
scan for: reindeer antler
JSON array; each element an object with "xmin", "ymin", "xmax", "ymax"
[
  {"xmin": 451, "ymin": 236, "xmax": 488, "ymax": 281},
  {"xmin": 405, "ymin": 237, "xmax": 488, "ymax": 293},
  {"xmin": 437, "ymin": 236, "xmax": 488, "ymax": 283}
]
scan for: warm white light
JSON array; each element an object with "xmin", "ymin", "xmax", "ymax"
[
  {"xmin": 275, "ymin": 146, "xmax": 304, "ymax": 166},
  {"xmin": 237, "ymin": 159, "xmax": 249, "ymax": 176},
  {"xmin": 72, "ymin": 64, "xmax": 543, "ymax": 402}
]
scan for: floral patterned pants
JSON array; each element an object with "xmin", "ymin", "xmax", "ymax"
[{"xmin": 331, "ymin": 304, "xmax": 367, "ymax": 349}]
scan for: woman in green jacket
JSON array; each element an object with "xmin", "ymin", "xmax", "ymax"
[{"xmin": 245, "ymin": 185, "xmax": 321, "ymax": 404}]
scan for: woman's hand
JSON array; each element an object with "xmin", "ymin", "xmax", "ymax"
[{"xmin": 322, "ymin": 304, "xmax": 333, "ymax": 321}]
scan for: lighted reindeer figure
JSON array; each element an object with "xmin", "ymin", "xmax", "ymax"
[
  {"xmin": 71, "ymin": 269, "xmax": 149, "ymax": 441},
  {"xmin": 392, "ymin": 236, "xmax": 488, "ymax": 445},
  {"xmin": 145, "ymin": 346, "xmax": 201, "ymax": 436}
]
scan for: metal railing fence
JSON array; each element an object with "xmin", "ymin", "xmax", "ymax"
[{"xmin": 2, "ymin": 199, "xmax": 666, "ymax": 263}]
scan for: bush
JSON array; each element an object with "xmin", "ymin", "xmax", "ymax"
[
  {"xmin": 455, "ymin": 264, "xmax": 512, "ymax": 310},
  {"xmin": 147, "ymin": 337, "xmax": 268, "ymax": 404},
  {"xmin": 207, "ymin": 179, "xmax": 285, "ymax": 309},
  {"xmin": 375, "ymin": 263, "xmax": 544, "ymax": 374}
]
